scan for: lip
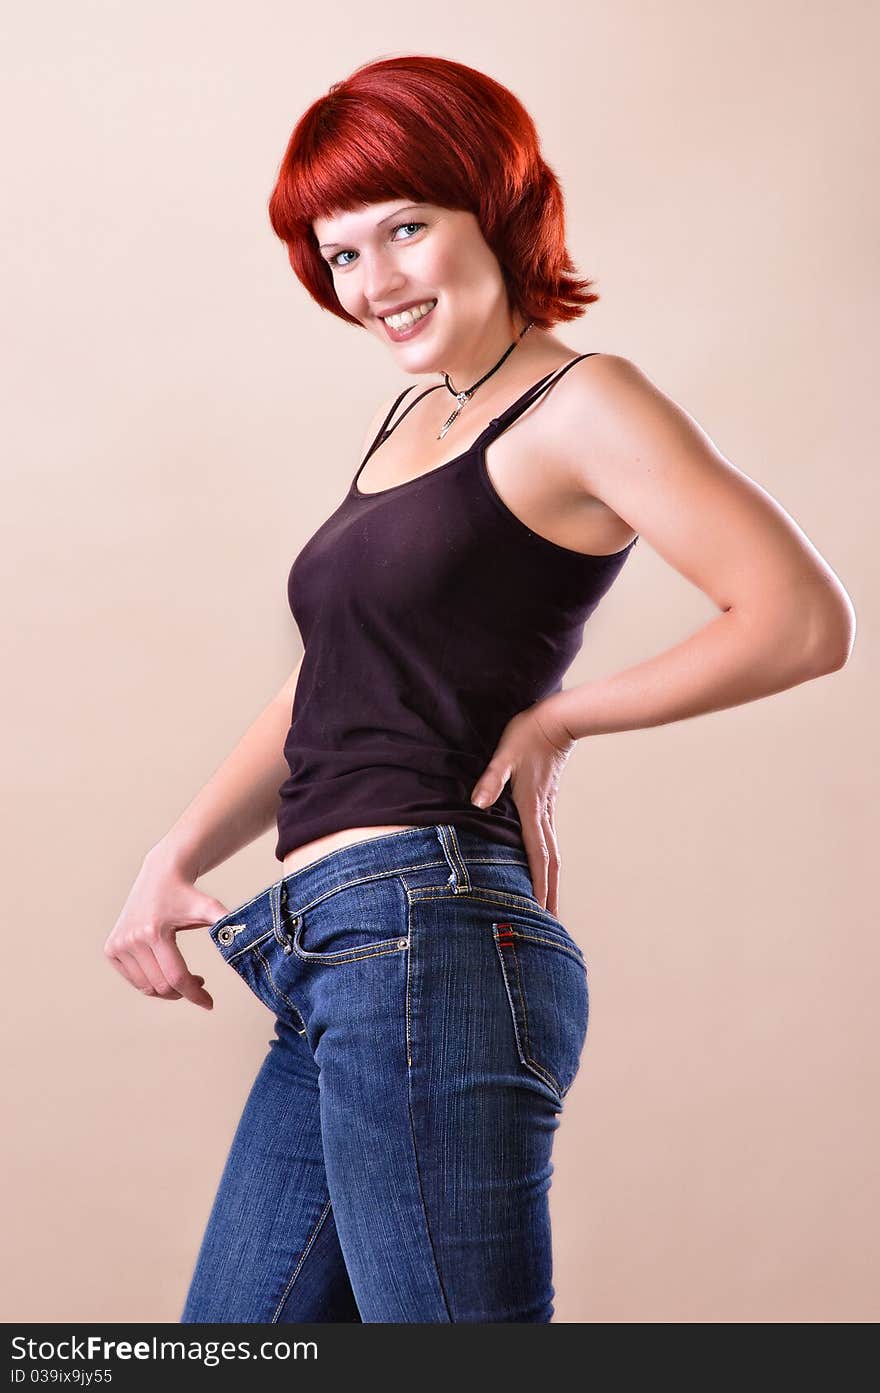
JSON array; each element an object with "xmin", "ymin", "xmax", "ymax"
[
  {"xmin": 378, "ymin": 299, "xmax": 437, "ymax": 343},
  {"xmin": 376, "ymin": 296, "xmax": 435, "ymax": 318}
]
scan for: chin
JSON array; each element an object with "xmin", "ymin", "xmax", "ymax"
[{"xmin": 387, "ymin": 338, "xmax": 445, "ymax": 369}]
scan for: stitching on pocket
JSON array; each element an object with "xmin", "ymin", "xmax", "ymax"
[
  {"xmin": 500, "ymin": 925, "xmax": 587, "ymax": 971},
  {"xmin": 290, "ymin": 914, "xmax": 408, "ymax": 966},
  {"xmin": 404, "ymin": 888, "xmax": 586, "ymax": 967},
  {"xmin": 493, "ymin": 925, "xmax": 564, "ymax": 1100}
]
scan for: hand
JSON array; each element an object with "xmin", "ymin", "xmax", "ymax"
[
  {"xmin": 104, "ymin": 848, "xmax": 228, "ymax": 1010},
  {"xmin": 469, "ymin": 702, "xmax": 576, "ymax": 914}
]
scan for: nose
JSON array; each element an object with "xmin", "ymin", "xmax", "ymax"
[{"xmin": 360, "ymin": 251, "xmax": 405, "ymax": 314}]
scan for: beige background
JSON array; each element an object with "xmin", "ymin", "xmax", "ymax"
[{"xmin": 3, "ymin": 2, "xmax": 876, "ymax": 1323}]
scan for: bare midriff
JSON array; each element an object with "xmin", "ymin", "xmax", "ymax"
[{"xmin": 281, "ymin": 824, "xmax": 417, "ymax": 877}]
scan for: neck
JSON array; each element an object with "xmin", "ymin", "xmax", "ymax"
[{"xmin": 440, "ymin": 312, "xmax": 533, "ymax": 392}]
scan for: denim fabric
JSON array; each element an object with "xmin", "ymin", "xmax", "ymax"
[{"xmin": 180, "ymin": 824, "xmax": 589, "ymax": 1324}]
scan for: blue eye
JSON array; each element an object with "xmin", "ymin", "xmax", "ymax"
[{"xmin": 327, "ymin": 220, "xmax": 425, "ymax": 270}]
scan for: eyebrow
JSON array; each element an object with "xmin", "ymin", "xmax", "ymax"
[{"xmin": 318, "ymin": 204, "xmax": 427, "ymax": 252}]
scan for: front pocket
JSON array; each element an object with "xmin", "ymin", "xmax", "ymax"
[
  {"xmin": 492, "ymin": 920, "xmax": 589, "ymax": 1103},
  {"xmin": 289, "ymin": 877, "xmax": 410, "ymax": 965}
]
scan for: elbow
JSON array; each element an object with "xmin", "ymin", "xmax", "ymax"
[
  {"xmin": 805, "ymin": 594, "xmax": 858, "ymax": 675},
  {"xmin": 812, "ymin": 630, "xmax": 855, "ymax": 674},
  {"xmin": 742, "ymin": 585, "xmax": 858, "ymax": 683}
]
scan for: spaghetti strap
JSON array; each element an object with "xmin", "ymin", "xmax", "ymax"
[
  {"xmin": 357, "ymin": 383, "xmax": 445, "ymax": 475},
  {"xmin": 354, "ymin": 352, "xmax": 599, "ymax": 487},
  {"xmin": 487, "ymin": 352, "xmax": 599, "ymax": 439}
]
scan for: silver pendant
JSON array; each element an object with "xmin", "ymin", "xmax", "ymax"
[{"xmin": 438, "ymin": 391, "xmax": 471, "ymax": 440}]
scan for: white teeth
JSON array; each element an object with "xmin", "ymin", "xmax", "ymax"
[{"xmin": 384, "ymin": 300, "xmax": 436, "ymax": 329}]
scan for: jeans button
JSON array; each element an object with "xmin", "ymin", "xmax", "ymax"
[{"xmin": 217, "ymin": 924, "xmax": 245, "ymax": 945}]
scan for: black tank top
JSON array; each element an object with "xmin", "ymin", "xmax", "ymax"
[{"xmin": 274, "ymin": 352, "xmax": 639, "ymax": 861}]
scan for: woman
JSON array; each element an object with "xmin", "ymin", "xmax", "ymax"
[{"xmin": 105, "ymin": 56, "xmax": 855, "ymax": 1323}]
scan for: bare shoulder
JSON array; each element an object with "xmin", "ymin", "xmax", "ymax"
[
  {"xmin": 553, "ymin": 351, "xmax": 847, "ymax": 613},
  {"xmin": 550, "ymin": 350, "xmax": 712, "ymax": 487},
  {"xmin": 539, "ymin": 352, "xmax": 668, "ymax": 499},
  {"xmin": 559, "ymin": 351, "xmax": 660, "ymax": 423}
]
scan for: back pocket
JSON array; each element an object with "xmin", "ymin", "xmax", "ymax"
[{"xmin": 492, "ymin": 919, "xmax": 589, "ymax": 1103}]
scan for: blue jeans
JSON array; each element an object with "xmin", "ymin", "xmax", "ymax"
[{"xmin": 180, "ymin": 825, "xmax": 589, "ymax": 1323}]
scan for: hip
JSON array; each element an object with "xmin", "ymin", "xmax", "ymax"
[{"xmin": 210, "ymin": 824, "xmax": 590, "ymax": 1106}]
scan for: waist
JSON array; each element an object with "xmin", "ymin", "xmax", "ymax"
[
  {"xmin": 274, "ymin": 824, "xmax": 530, "ymax": 909},
  {"xmin": 282, "ymin": 824, "xmax": 417, "ymax": 877}
]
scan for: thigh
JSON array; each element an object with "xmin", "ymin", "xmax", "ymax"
[
  {"xmin": 272, "ymin": 872, "xmax": 451, "ymax": 1321},
  {"xmin": 180, "ymin": 1017, "xmax": 361, "ymax": 1323},
  {"xmin": 397, "ymin": 870, "xmax": 589, "ymax": 1322}
]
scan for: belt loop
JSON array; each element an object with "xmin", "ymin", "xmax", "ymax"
[
  {"xmin": 436, "ymin": 825, "xmax": 471, "ymax": 894},
  {"xmin": 270, "ymin": 879, "xmax": 290, "ymax": 947}
]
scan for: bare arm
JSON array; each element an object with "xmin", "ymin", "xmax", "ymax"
[
  {"xmin": 146, "ymin": 386, "xmax": 404, "ymax": 880},
  {"xmin": 104, "ymin": 389, "xmax": 406, "ymax": 1008},
  {"xmin": 539, "ymin": 354, "xmax": 856, "ymax": 740},
  {"xmin": 148, "ymin": 657, "xmax": 303, "ymax": 879},
  {"xmin": 103, "ymin": 658, "xmax": 303, "ymax": 1010}
]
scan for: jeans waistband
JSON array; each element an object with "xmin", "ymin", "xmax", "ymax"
[{"xmin": 249, "ymin": 825, "xmax": 526, "ymax": 937}]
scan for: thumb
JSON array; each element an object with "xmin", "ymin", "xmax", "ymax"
[
  {"xmin": 180, "ymin": 894, "xmax": 231, "ymax": 931},
  {"xmin": 471, "ymin": 756, "xmax": 510, "ymax": 809}
]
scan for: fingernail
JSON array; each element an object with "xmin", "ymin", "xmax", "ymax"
[{"xmin": 472, "ymin": 792, "xmax": 488, "ymax": 807}]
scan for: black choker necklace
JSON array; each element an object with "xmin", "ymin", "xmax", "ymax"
[{"xmin": 438, "ymin": 321, "xmax": 534, "ymax": 439}]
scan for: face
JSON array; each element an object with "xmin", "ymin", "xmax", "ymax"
[{"xmin": 312, "ymin": 199, "xmax": 523, "ymax": 378}]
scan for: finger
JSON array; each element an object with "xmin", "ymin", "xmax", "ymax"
[
  {"xmin": 106, "ymin": 940, "xmax": 198, "ymax": 1002},
  {"xmin": 519, "ymin": 802, "xmax": 550, "ymax": 908},
  {"xmin": 127, "ymin": 940, "xmax": 184, "ymax": 999},
  {"xmin": 152, "ymin": 936, "xmax": 214, "ymax": 1010},
  {"xmin": 542, "ymin": 805, "xmax": 561, "ymax": 916},
  {"xmin": 124, "ymin": 951, "xmax": 187, "ymax": 998},
  {"xmin": 106, "ymin": 949, "xmax": 157, "ymax": 996},
  {"xmin": 124, "ymin": 957, "xmax": 206, "ymax": 1001}
]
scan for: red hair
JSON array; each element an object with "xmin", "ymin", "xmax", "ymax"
[{"xmin": 267, "ymin": 55, "xmax": 599, "ymax": 330}]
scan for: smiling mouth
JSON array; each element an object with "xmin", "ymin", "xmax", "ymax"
[{"xmin": 380, "ymin": 299, "xmax": 438, "ymax": 337}]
